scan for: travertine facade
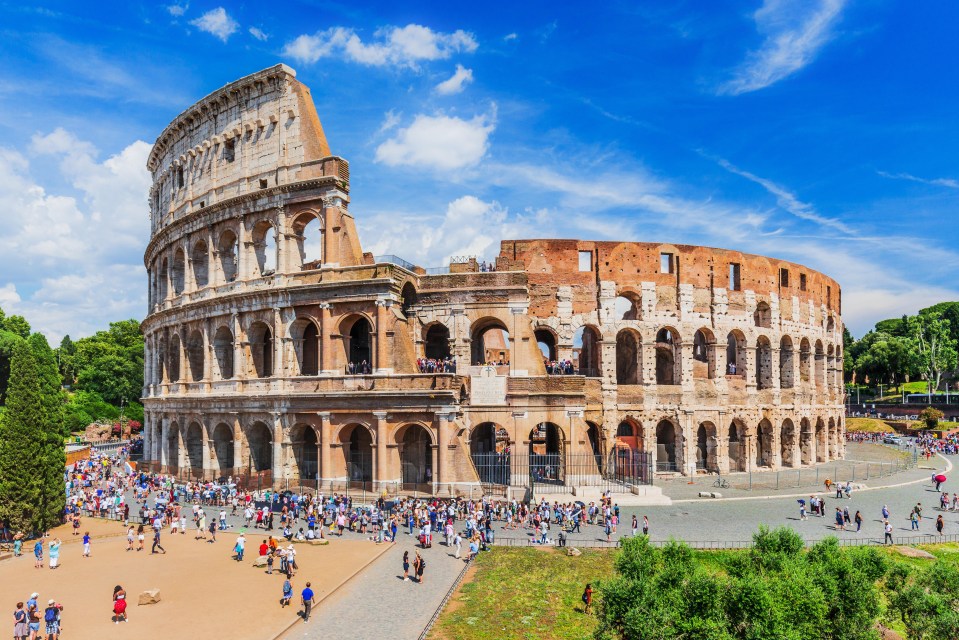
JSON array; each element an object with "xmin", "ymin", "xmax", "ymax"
[{"xmin": 140, "ymin": 65, "xmax": 846, "ymax": 495}]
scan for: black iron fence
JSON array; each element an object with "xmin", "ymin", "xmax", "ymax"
[{"xmin": 471, "ymin": 451, "xmax": 653, "ymax": 493}]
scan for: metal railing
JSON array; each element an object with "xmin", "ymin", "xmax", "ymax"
[
  {"xmin": 419, "ymin": 557, "xmax": 473, "ymax": 640},
  {"xmin": 373, "ymin": 254, "xmax": 417, "ymax": 271},
  {"xmin": 471, "ymin": 452, "xmax": 653, "ymax": 495}
]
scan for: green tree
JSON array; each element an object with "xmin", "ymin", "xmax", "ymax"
[
  {"xmin": 849, "ymin": 331, "xmax": 919, "ymax": 387},
  {"xmin": 27, "ymin": 333, "xmax": 66, "ymax": 526},
  {"xmin": 918, "ymin": 406, "xmax": 944, "ymax": 429},
  {"xmin": 910, "ymin": 311, "xmax": 958, "ymax": 392},
  {"xmin": 56, "ymin": 334, "xmax": 77, "ymax": 387},
  {"xmin": 0, "ymin": 314, "xmax": 30, "ymax": 339},
  {"xmin": 0, "ymin": 329, "xmax": 24, "ymax": 404},
  {"xmin": 72, "ymin": 319, "xmax": 144, "ymax": 405}
]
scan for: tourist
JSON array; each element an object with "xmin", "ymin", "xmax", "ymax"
[
  {"xmin": 642, "ymin": 515, "xmax": 649, "ymax": 536},
  {"xmin": 884, "ymin": 520, "xmax": 894, "ymax": 544},
  {"xmin": 43, "ymin": 599, "xmax": 60, "ymax": 639},
  {"xmin": 403, "ymin": 550, "xmax": 410, "ymax": 581},
  {"xmin": 882, "ymin": 504, "xmax": 890, "ymax": 520},
  {"xmin": 48, "ymin": 538, "xmax": 61, "ymax": 570},
  {"xmin": 209, "ymin": 519, "xmax": 217, "ymax": 543},
  {"xmin": 631, "ymin": 514, "xmax": 638, "ymax": 537},
  {"xmin": 26, "ymin": 593, "xmax": 40, "ymax": 640},
  {"xmin": 151, "ymin": 528, "xmax": 166, "ymax": 554},
  {"xmin": 301, "ymin": 582, "xmax": 315, "ymax": 623},
  {"xmin": 605, "ymin": 518, "xmax": 612, "ymax": 542},
  {"xmin": 936, "ymin": 514, "xmax": 945, "ymax": 536},
  {"xmin": 415, "ymin": 552, "xmax": 426, "ymax": 584},
  {"xmin": 854, "ymin": 510, "xmax": 863, "ymax": 532},
  {"xmin": 910, "ymin": 508, "xmax": 919, "ymax": 531},
  {"xmin": 453, "ymin": 532, "xmax": 462, "ymax": 559},
  {"xmin": 235, "ymin": 533, "xmax": 246, "ymax": 561},
  {"xmin": 13, "ymin": 602, "xmax": 28, "ymax": 640},
  {"xmin": 81, "ymin": 531, "xmax": 91, "ymax": 558},
  {"xmin": 33, "ymin": 540, "xmax": 43, "ymax": 569},
  {"xmin": 798, "ymin": 499, "xmax": 807, "ymax": 520},
  {"xmin": 281, "ymin": 579, "xmax": 293, "ymax": 608},
  {"xmin": 13, "ymin": 532, "xmax": 23, "ymax": 557},
  {"xmin": 834, "ymin": 508, "xmax": 845, "ymax": 531},
  {"xmin": 582, "ymin": 583, "xmax": 593, "ymax": 615},
  {"xmin": 136, "ymin": 525, "xmax": 145, "ymax": 551},
  {"xmin": 112, "ymin": 586, "xmax": 127, "ymax": 624},
  {"xmin": 126, "ymin": 526, "xmax": 135, "ymax": 551}
]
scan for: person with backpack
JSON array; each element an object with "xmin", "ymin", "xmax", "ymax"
[
  {"xmin": 281, "ymin": 579, "xmax": 293, "ymax": 608},
  {"xmin": 43, "ymin": 600, "xmax": 61, "ymax": 639},
  {"xmin": 34, "ymin": 540, "xmax": 43, "ymax": 569},
  {"xmin": 582, "ymin": 584, "xmax": 593, "ymax": 614}
]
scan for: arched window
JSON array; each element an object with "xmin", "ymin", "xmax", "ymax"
[
  {"xmin": 302, "ymin": 322, "xmax": 319, "ymax": 376},
  {"xmin": 344, "ymin": 317, "xmax": 372, "ymax": 369},
  {"xmin": 574, "ymin": 326, "xmax": 601, "ymax": 377},
  {"xmin": 186, "ymin": 330, "xmax": 205, "ymax": 382},
  {"xmin": 424, "ymin": 324, "xmax": 451, "ymax": 360},
  {"xmin": 401, "ymin": 283, "xmax": 417, "ymax": 316},
  {"xmin": 726, "ymin": 331, "xmax": 746, "ymax": 376},
  {"xmin": 692, "ymin": 329, "xmax": 715, "ymax": 379},
  {"xmin": 779, "ymin": 336, "xmax": 794, "ymax": 389},
  {"xmin": 756, "ymin": 336, "xmax": 773, "ymax": 390},
  {"xmin": 191, "ymin": 240, "xmax": 209, "ymax": 289},
  {"xmin": 248, "ymin": 322, "xmax": 274, "ymax": 378},
  {"xmin": 218, "ymin": 230, "xmax": 238, "ymax": 283},
  {"xmin": 168, "ymin": 334, "xmax": 181, "ymax": 382},
  {"xmin": 655, "ymin": 328, "xmax": 680, "ymax": 385},
  {"xmin": 172, "ymin": 249, "xmax": 185, "ymax": 295},
  {"xmin": 616, "ymin": 330, "xmax": 640, "ymax": 384},
  {"xmin": 157, "ymin": 258, "xmax": 169, "ymax": 301},
  {"xmin": 252, "ymin": 221, "xmax": 277, "ymax": 276},
  {"xmin": 213, "ymin": 326, "xmax": 234, "ymax": 379},
  {"xmin": 799, "ymin": 338, "xmax": 811, "ymax": 383},
  {"xmin": 292, "ymin": 213, "xmax": 323, "ymax": 268},
  {"xmin": 471, "ymin": 319, "xmax": 510, "ymax": 365},
  {"xmin": 535, "ymin": 329, "xmax": 557, "ymax": 361},
  {"xmin": 614, "ymin": 295, "xmax": 638, "ymax": 320}
]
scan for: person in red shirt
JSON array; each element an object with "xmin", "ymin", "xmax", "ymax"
[{"xmin": 259, "ymin": 540, "xmax": 269, "ymax": 556}]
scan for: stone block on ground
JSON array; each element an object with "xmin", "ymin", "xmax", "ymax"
[
  {"xmin": 252, "ymin": 555, "xmax": 268, "ymax": 567},
  {"xmin": 895, "ymin": 546, "xmax": 936, "ymax": 560},
  {"xmin": 567, "ymin": 547, "xmax": 582, "ymax": 557},
  {"xmin": 138, "ymin": 589, "xmax": 161, "ymax": 606},
  {"xmin": 308, "ymin": 539, "xmax": 329, "ymax": 545}
]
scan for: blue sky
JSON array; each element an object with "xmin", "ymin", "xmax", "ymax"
[{"xmin": 1, "ymin": 1, "xmax": 957, "ymax": 341}]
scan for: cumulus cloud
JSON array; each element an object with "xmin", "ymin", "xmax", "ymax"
[
  {"xmin": 283, "ymin": 24, "xmax": 477, "ymax": 67},
  {"xmin": 0, "ymin": 130, "xmax": 150, "ymax": 340},
  {"xmin": 375, "ymin": 111, "xmax": 494, "ymax": 171},
  {"xmin": 189, "ymin": 7, "xmax": 239, "ymax": 42},
  {"xmin": 166, "ymin": 2, "xmax": 188, "ymax": 17},
  {"xmin": 248, "ymin": 27, "xmax": 268, "ymax": 42},
  {"xmin": 435, "ymin": 65, "xmax": 473, "ymax": 95},
  {"xmin": 719, "ymin": 0, "xmax": 846, "ymax": 95}
]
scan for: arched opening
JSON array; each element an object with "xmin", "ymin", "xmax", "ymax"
[
  {"xmin": 654, "ymin": 420, "xmax": 678, "ymax": 472},
  {"xmin": 191, "ymin": 240, "xmax": 209, "ymax": 289},
  {"xmin": 218, "ymin": 230, "xmax": 239, "ymax": 283},
  {"xmin": 826, "ymin": 344, "xmax": 836, "ymax": 391},
  {"xmin": 212, "ymin": 423, "xmax": 234, "ymax": 478},
  {"xmin": 172, "ymin": 248, "xmax": 186, "ymax": 295},
  {"xmin": 574, "ymin": 326, "xmax": 601, "ymax": 377},
  {"xmin": 342, "ymin": 425, "xmax": 373, "ymax": 484},
  {"xmin": 401, "ymin": 283, "xmax": 417, "ymax": 317},
  {"xmin": 692, "ymin": 328, "xmax": 716, "ymax": 379},
  {"xmin": 344, "ymin": 316, "xmax": 372, "ymax": 370},
  {"xmin": 587, "ymin": 422, "xmax": 602, "ymax": 458},
  {"xmin": 157, "ymin": 258, "xmax": 169, "ymax": 301},
  {"xmin": 614, "ymin": 295, "xmax": 639, "ymax": 320},
  {"xmin": 800, "ymin": 418, "xmax": 813, "ymax": 466},
  {"xmin": 529, "ymin": 422, "xmax": 563, "ymax": 485},
  {"xmin": 247, "ymin": 322, "xmax": 274, "ymax": 378},
  {"xmin": 815, "ymin": 418, "xmax": 827, "ymax": 463},
  {"xmin": 779, "ymin": 336, "xmax": 794, "ymax": 389},
  {"xmin": 699, "ymin": 422, "xmax": 718, "ymax": 472},
  {"xmin": 292, "ymin": 212, "xmax": 323, "ymax": 268},
  {"xmin": 289, "ymin": 319, "xmax": 319, "ymax": 376},
  {"xmin": 814, "ymin": 341, "xmax": 825, "ymax": 389},
  {"xmin": 399, "ymin": 424, "xmax": 433, "ymax": 487},
  {"xmin": 246, "ymin": 421, "xmax": 273, "ymax": 473},
  {"xmin": 757, "ymin": 419, "xmax": 774, "ymax": 468},
  {"xmin": 213, "ymin": 326, "xmax": 234, "ymax": 379},
  {"xmin": 726, "ymin": 331, "xmax": 746, "ymax": 376},
  {"xmin": 754, "ymin": 301, "xmax": 771, "ymax": 328},
  {"xmin": 616, "ymin": 330, "xmax": 641, "ymax": 384},
  {"xmin": 826, "ymin": 315, "xmax": 836, "ymax": 333},
  {"xmin": 252, "ymin": 220, "xmax": 277, "ymax": 276},
  {"xmin": 780, "ymin": 419, "xmax": 797, "ymax": 467},
  {"xmin": 655, "ymin": 328, "xmax": 680, "ymax": 385},
  {"xmin": 424, "ymin": 324, "xmax": 451, "ymax": 360},
  {"xmin": 728, "ymin": 421, "xmax": 744, "ymax": 472},
  {"xmin": 756, "ymin": 336, "xmax": 773, "ymax": 390},
  {"xmin": 535, "ymin": 328, "xmax": 558, "ymax": 361},
  {"xmin": 186, "ymin": 329, "xmax": 204, "ymax": 382},
  {"xmin": 616, "ymin": 420, "xmax": 642, "ymax": 450},
  {"xmin": 799, "ymin": 338, "xmax": 811, "ymax": 383},
  {"xmin": 696, "ymin": 424, "xmax": 708, "ymax": 471},
  {"xmin": 185, "ymin": 422, "xmax": 203, "ymax": 475},
  {"xmin": 291, "ymin": 424, "xmax": 319, "ymax": 481},
  {"xmin": 470, "ymin": 422, "xmax": 510, "ymax": 485},
  {"xmin": 168, "ymin": 334, "xmax": 181, "ymax": 382},
  {"xmin": 167, "ymin": 423, "xmax": 180, "ymax": 471},
  {"xmin": 156, "ymin": 334, "xmax": 168, "ymax": 384},
  {"xmin": 471, "ymin": 319, "xmax": 510, "ymax": 365}
]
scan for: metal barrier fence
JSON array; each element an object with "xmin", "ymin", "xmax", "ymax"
[
  {"xmin": 419, "ymin": 557, "xmax": 474, "ymax": 640},
  {"xmin": 471, "ymin": 452, "xmax": 653, "ymax": 496}
]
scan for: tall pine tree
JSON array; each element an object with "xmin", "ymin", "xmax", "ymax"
[
  {"xmin": 29, "ymin": 333, "xmax": 66, "ymax": 529},
  {"xmin": 0, "ymin": 340, "xmax": 44, "ymax": 532}
]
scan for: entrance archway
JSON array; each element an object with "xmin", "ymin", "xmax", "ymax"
[
  {"xmin": 399, "ymin": 424, "xmax": 433, "ymax": 487},
  {"xmin": 212, "ymin": 423, "xmax": 234, "ymax": 478},
  {"xmin": 185, "ymin": 422, "xmax": 203, "ymax": 476},
  {"xmin": 471, "ymin": 319, "xmax": 510, "ymax": 365},
  {"xmin": 800, "ymin": 418, "xmax": 813, "ymax": 465},
  {"xmin": 574, "ymin": 326, "xmax": 601, "ymax": 377},
  {"xmin": 780, "ymin": 419, "xmax": 797, "ymax": 467},
  {"xmin": 424, "ymin": 324, "xmax": 451, "ymax": 360},
  {"xmin": 654, "ymin": 420, "xmax": 679, "ymax": 472},
  {"xmin": 291, "ymin": 424, "xmax": 319, "ymax": 481},
  {"xmin": 167, "ymin": 422, "xmax": 180, "ymax": 471},
  {"xmin": 341, "ymin": 425, "xmax": 373, "ymax": 483},
  {"xmin": 728, "ymin": 421, "xmax": 745, "ymax": 472},
  {"xmin": 529, "ymin": 422, "xmax": 563, "ymax": 485},
  {"xmin": 757, "ymin": 419, "xmax": 774, "ymax": 468},
  {"xmin": 246, "ymin": 422, "xmax": 273, "ymax": 473},
  {"xmin": 696, "ymin": 424, "xmax": 708, "ymax": 471},
  {"xmin": 699, "ymin": 422, "xmax": 718, "ymax": 472},
  {"xmin": 345, "ymin": 317, "xmax": 372, "ymax": 369},
  {"xmin": 815, "ymin": 418, "xmax": 827, "ymax": 462},
  {"xmin": 470, "ymin": 422, "xmax": 510, "ymax": 485}
]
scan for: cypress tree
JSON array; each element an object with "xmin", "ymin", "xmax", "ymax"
[
  {"xmin": 29, "ymin": 333, "xmax": 66, "ymax": 529},
  {"xmin": 0, "ymin": 340, "xmax": 44, "ymax": 532}
]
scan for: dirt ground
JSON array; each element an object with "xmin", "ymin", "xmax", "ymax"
[{"xmin": 0, "ymin": 520, "xmax": 385, "ymax": 640}]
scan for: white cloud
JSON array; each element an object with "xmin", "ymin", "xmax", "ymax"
[
  {"xmin": 375, "ymin": 111, "xmax": 494, "ymax": 171},
  {"xmin": 189, "ymin": 7, "xmax": 238, "ymax": 42},
  {"xmin": 504, "ymin": 33, "xmax": 518, "ymax": 42},
  {"xmin": 0, "ymin": 283, "xmax": 20, "ymax": 307},
  {"xmin": 248, "ymin": 27, "xmax": 268, "ymax": 42},
  {"xmin": 166, "ymin": 2, "xmax": 188, "ymax": 17},
  {"xmin": 877, "ymin": 171, "xmax": 959, "ymax": 190},
  {"xmin": 435, "ymin": 65, "xmax": 473, "ymax": 95},
  {"xmin": 719, "ymin": 0, "xmax": 846, "ymax": 95},
  {"xmin": 283, "ymin": 24, "xmax": 477, "ymax": 67},
  {"xmin": 377, "ymin": 110, "xmax": 402, "ymax": 134}
]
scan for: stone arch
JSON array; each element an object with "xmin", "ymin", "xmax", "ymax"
[
  {"xmin": 470, "ymin": 422, "xmax": 510, "ymax": 485},
  {"xmin": 728, "ymin": 419, "xmax": 746, "ymax": 472},
  {"xmin": 186, "ymin": 329, "xmax": 205, "ymax": 382},
  {"xmin": 756, "ymin": 335, "xmax": 773, "ymax": 390},
  {"xmin": 726, "ymin": 330, "xmax": 746, "ymax": 376},
  {"xmin": 574, "ymin": 325, "xmax": 601, "ymax": 377},
  {"xmin": 470, "ymin": 317, "xmax": 510, "ymax": 365},
  {"xmin": 289, "ymin": 317, "xmax": 320, "ymax": 376},
  {"xmin": 799, "ymin": 338, "xmax": 812, "ymax": 383},
  {"xmin": 213, "ymin": 326, "xmax": 234, "ymax": 379},
  {"xmin": 251, "ymin": 219, "xmax": 277, "ymax": 276},
  {"xmin": 815, "ymin": 417, "xmax": 827, "ymax": 463},
  {"xmin": 245, "ymin": 421, "xmax": 273, "ymax": 473},
  {"xmin": 654, "ymin": 419, "xmax": 681, "ymax": 472},
  {"xmin": 800, "ymin": 417, "xmax": 813, "ymax": 465},
  {"xmin": 529, "ymin": 422, "xmax": 564, "ymax": 485},
  {"xmin": 217, "ymin": 229, "xmax": 239, "ymax": 283},
  {"xmin": 814, "ymin": 340, "xmax": 825, "ymax": 389},
  {"xmin": 586, "ymin": 421, "xmax": 603, "ymax": 459},
  {"xmin": 157, "ymin": 257, "xmax": 169, "ymax": 301},
  {"xmin": 290, "ymin": 210, "xmax": 323, "ymax": 268},
  {"xmin": 614, "ymin": 293, "xmax": 639, "ymax": 320},
  {"xmin": 655, "ymin": 327, "xmax": 682, "ymax": 385},
  {"xmin": 616, "ymin": 329, "xmax": 642, "ymax": 384},
  {"xmin": 185, "ymin": 421, "xmax": 204, "ymax": 475},
  {"xmin": 339, "ymin": 423, "xmax": 373, "ymax": 483},
  {"xmin": 828, "ymin": 417, "xmax": 838, "ymax": 459},
  {"xmin": 423, "ymin": 323, "xmax": 451, "ymax": 360},
  {"xmin": 211, "ymin": 422, "xmax": 234, "ymax": 477},
  {"xmin": 191, "ymin": 240, "xmax": 209, "ymax": 289},
  {"xmin": 754, "ymin": 301, "xmax": 772, "ymax": 328},
  {"xmin": 692, "ymin": 328, "xmax": 717, "ymax": 379},
  {"xmin": 396, "ymin": 423, "xmax": 434, "ymax": 486},
  {"xmin": 535, "ymin": 327, "xmax": 558, "ymax": 361},
  {"xmin": 756, "ymin": 418, "xmax": 774, "ymax": 468},
  {"xmin": 615, "ymin": 419, "xmax": 643, "ymax": 451},
  {"xmin": 156, "ymin": 334, "xmax": 168, "ymax": 384},
  {"xmin": 341, "ymin": 315, "xmax": 373, "ymax": 370},
  {"xmin": 779, "ymin": 336, "xmax": 795, "ymax": 389},
  {"xmin": 168, "ymin": 333, "xmax": 181, "ymax": 382},
  {"xmin": 247, "ymin": 321, "xmax": 274, "ymax": 378},
  {"xmin": 167, "ymin": 420, "xmax": 180, "ymax": 470},
  {"xmin": 172, "ymin": 248, "xmax": 186, "ymax": 295},
  {"xmin": 697, "ymin": 421, "xmax": 719, "ymax": 472},
  {"xmin": 290, "ymin": 423, "xmax": 319, "ymax": 480},
  {"xmin": 826, "ymin": 315, "xmax": 836, "ymax": 333},
  {"xmin": 780, "ymin": 419, "xmax": 797, "ymax": 467},
  {"xmin": 400, "ymin": 282, "xmax": 417, "ymax": 316}
]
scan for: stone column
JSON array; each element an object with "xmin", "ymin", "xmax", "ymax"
[
  {"xmin": 142, "ymin": 413, "xmax": 153, "ymax": 464},
  {"xmin": 273, "ymin": 307, "xmax": 285, "ymax": 379},
  {"xmin": 745, "ymin": 346, "xmax": 758, "ymax": 391},
  {"xmin": 232, "ymin": 313, "xmax": 244, "ymax": 383},
  {"xmin": 272, "ymin": 413, "xmax": 285, "ymax": 488},
  {"xmin": 176, "ymin": 423, "xmax": 186, "ymax": 471},
  {"xmin": 237, "ymin": 221, "xmax": 250, "ymax": 281},
  {"xmin": 160, "ymin": 417, "xmax": 168, "ymax": 471},
  {"xmin": 323, "ymin": 206, "xmax": 337, "ymax": 266},
  {"xmin": 201, "ymin": 422, "xmax": 212, "ymax": 480},
  {"xmin": 374, "ymin": 411, "xmax": 388, "ymax": 489},
  {"xmin": 436, "ymin": 411, "xmax": 452, "ymax": 490},
  {"xmin": 431, "ymin": 444, "xmax": 439, "ymax": 494},
  {"xmin": 375, "ymin": 299, "xmax": 392, "ymax": 373},
  {"xmin": 232, "ymin": 415, "xmax": 243, "ymax": 477},
  {"xmin": 319, "ymin": 303, "xmax": 333, "ymax": 374},
  {"xmin": 318, "ymin": 412, "xmax": 332, "ymax": 488},
  {"xmin": 202, "ymin": 321, "xmax": 213, "ymax": 383}
]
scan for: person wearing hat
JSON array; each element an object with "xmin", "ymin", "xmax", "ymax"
[{"xmin": 44, "ymin": 599, "xmax": 61, "ymax": 639}]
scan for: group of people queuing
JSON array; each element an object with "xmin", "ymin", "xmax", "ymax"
[
  {"xmin": 543, "ymin": 359, "xmax": 577, "ymax": 375},
  {"xmin": 416, "ymin": 357, "xmax": 456, "ymax": 374}
]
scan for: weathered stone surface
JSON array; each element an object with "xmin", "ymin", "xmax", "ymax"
[
  {"xmin": 252, "ymin": 555, "xmax": 268, "ymax": 567},
  {"xmin": 567, "ymin": 547, "xmax": 582, "ymax": 557},
  {"xmin": 138, "ymin": 589, "xmax": 161, "ymax": 606},
  {"xmin": 895, "ymin": 546, "xmax": 936, "ymax": 559}
]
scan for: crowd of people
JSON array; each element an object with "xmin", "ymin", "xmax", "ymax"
[
  {"xmin": 416, "ymin": 357, "xmax": 456, "ymax": 373},
  {"xmin": 543, "ymin": 359, "xmax": 576, "ymax": 375}
]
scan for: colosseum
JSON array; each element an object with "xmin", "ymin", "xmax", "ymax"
[{"xmin": 139, "ymin": 65, "xmax": 846, "ymax": 501}]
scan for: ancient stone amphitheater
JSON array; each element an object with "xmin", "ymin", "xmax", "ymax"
[{"xmin": 140, "ymin": 65, "xmax": 845, "ymax": 499}]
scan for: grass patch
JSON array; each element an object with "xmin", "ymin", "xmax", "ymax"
[
  {"xmin": 429, "ymin": 547, "xmax": 615, "ymax": 640},
  {"xmin": 846, "ymin": 417, "xmax": 894, "ymax": 432}
]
